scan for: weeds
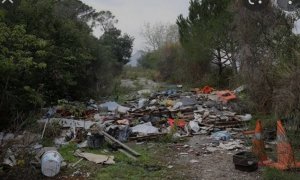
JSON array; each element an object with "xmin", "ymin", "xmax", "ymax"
[
  {"xmin": 93, "ymin": 144, "xmax": 168, "ymax": 180},
  {"xmin": 263, "ymin": 168, "xmax": 300, "ymax": 180}
]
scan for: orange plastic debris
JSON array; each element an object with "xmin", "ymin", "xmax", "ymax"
[
  {"xmin": 201, "ymin": 86, "xmax": 214, "ymax": 94},
  {"xmin": 193, "ymin": 86, "xmax": 214, "ymax": 94},
  {"xmin": 216, "ymin": 90, "xmax": 237, "ymax": 103},
  {"xmin": 267, "ymin": 120, "xmax": 300, "ymax": 170}
]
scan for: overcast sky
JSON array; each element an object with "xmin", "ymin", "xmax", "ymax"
[{"xmin": 81, "ymin": 0, "xmax": 189, "ymax": 53}]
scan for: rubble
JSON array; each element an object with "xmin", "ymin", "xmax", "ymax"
[
  {"xmin": 36, "ymin": 85, "xmax": 253, "ymax": 145},
  {"xmin": 211, "ymin": 131, "xmax": 231, "ymax": 141},
  {"xmin": 2, "ymin": 149, "xmax": 16, "ymax": 167},
  {"xmin": 0, "ymin": 85, "xmax": 256, "ymax": 177}
]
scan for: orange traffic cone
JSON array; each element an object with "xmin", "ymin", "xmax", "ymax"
[
  {"xmin": 268, "ymin": 120, "xmax": 300, "ymax": 170},
  {"xmin": 251, "ymin": 120, "xmax": 271, "ymax": 165}
]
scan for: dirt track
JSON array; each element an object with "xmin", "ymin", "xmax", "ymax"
[{"xmin": 154, "ymin": 136, "xmax": 262, "ymax": 180}]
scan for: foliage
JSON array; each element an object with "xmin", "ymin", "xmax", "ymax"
[
  {"xmin": 93, "ymin": 144, "xmax": 167, "ymax": 180},
  {"xmin": 233, "ymin": 1, "xmax": 300, "ymax": 115},
  {"xmin": 263, "ymin": 168, "xmax": 300, "ymax": 180},
  {"xmin": 139, "ymin": 1, "xmax": 236, "ymax": 87},
  {"xmin": 177, "ymin": 0, "xmax": 236, "ymax": 86},
  {"xmin": 121, "ymin": 66, "xmax": 158, "ymax": 81},
  {"xmin": 140, "ymin": 22, "xmax": 179, "ymax": 51},
  {"xmin": 0, "ymin": 0, "xmax": 133, "ymax": 129}
]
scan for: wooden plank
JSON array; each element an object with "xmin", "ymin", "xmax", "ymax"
[
  {"xmin": 118, "ymin": 149, "xmax": 137, "ymax": 161},
  {"xmin": 100, "ymin": 131, "xmax": 141, "ymax": 157}
]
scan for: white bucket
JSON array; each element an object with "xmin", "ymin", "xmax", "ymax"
[{"xmin": 41, "ymin": 150, "xmax": 63, "ymax": 177}]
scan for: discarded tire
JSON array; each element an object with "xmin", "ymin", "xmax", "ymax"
[{"xmin": 233, "ymin": 151, "xmax": 258, "ymax": 172}]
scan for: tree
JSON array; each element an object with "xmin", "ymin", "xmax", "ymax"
[
  {"xmin": 233, "ymin": 1, "xmax": 296, "ymax": 113},
  {"xmin": 177, "ymin": 0, "xmax": 237, "ymax": 86},
  {"xmin": 100, "ymin": 27, "xmax": 134, "ymax": 65},
  {"xmin": 0, "ymin": 0, "xmax": 133, "ymax": 128},
  {"xmin": 140, "ymin": 22, "xmax": 179, "ymax": 51}
]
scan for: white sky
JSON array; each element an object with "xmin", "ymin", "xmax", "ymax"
[{"xmin": 81, "ymin": 0, "xmax": 189, "ymax": 53}]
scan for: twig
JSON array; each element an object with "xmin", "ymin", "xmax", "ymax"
[{"xmin": 41, "ymin": 118, "xmax": 49, "ymax": 139}]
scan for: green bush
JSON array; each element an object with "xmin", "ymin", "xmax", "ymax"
[{"xmin": 0, "ymin": 0, "xmax": 133, "ymax": 129}]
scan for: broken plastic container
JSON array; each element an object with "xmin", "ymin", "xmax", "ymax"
[{"xmin": 41, "ymin": 150, "xmax": 63, "ymax": 177}]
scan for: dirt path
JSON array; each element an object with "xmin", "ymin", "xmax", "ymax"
[{"xmin": 154, "ymin": 136, "xmax": 262, "ymax": 180}]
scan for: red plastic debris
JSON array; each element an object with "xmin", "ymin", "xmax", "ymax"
[{"xmin": 168, "ymin": 118, "xmax": 186, "ymax": 128}]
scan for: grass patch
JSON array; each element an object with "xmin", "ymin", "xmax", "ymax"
[
  {"xmin": 41, "ymin": 137, "xmax": 55, "ymax": 147},
  {"xmin": 59, "ymin": 143, "xmax": 78, "ymax": 163},
  {"xmin": 92, "ymin": 144, "xmax": 168, "ymax": 180},
  {"xmin": 263, "ymin": 168, "xmax": 300, "ymax": 180},
  {"xmin": 121, "ymin": 66, "xmax": 158, "ymax": 81}
]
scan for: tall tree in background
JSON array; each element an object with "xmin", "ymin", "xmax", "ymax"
[
  {"xmin": 177, "ymin": 0, "xmax": 236, "ymax": 86},
  {"xmin": 233, "ymin": 1, "xmax": 297, "ymax": 113}
]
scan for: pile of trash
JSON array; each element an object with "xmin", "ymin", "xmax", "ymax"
[
  {"xmin": 38, "ymin": 85, "xmax": 251, "ymax": 144},
  {"xmin": 1, "ymin": 85, "xmax": 254, "ymax": 177}
]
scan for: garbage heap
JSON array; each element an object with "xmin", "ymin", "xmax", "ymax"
[
  {"xmin": 38, "ymin": 86, "xmax": 252, "ymax": 145},
  {"xmin": 0, "ymin": 86, "xmax": 255, "ymax": 177}
]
